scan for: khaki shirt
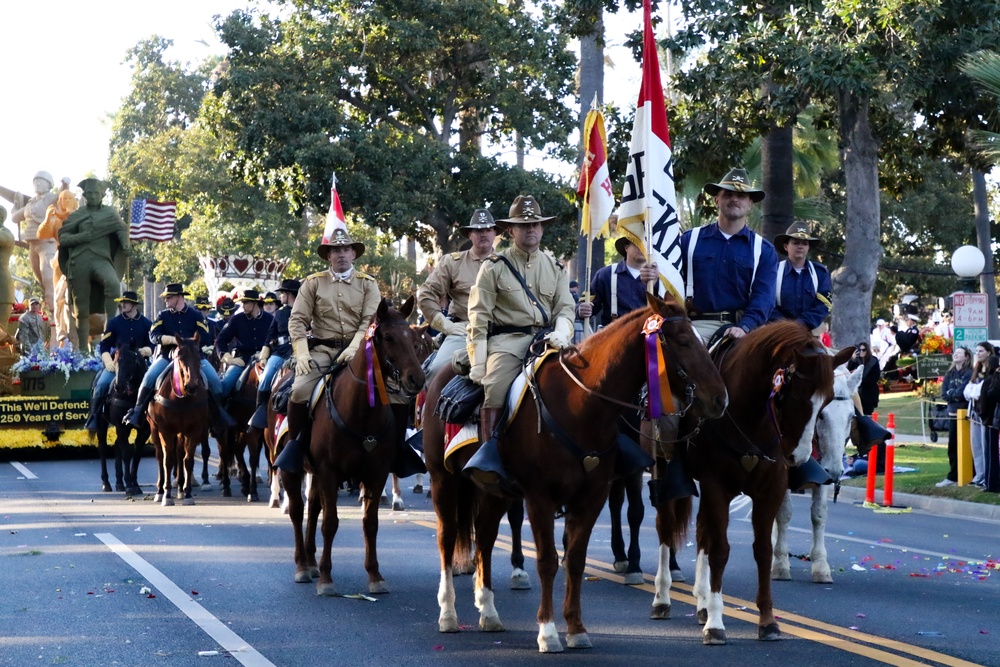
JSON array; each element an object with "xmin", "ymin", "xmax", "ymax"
[
  {"xmin": 288, "ymin": 268, "xmax": 381, "ymax": 344},
  {"xmin": 418, "ymin": 250, "xmax": 488, "ymax": 324},
  {"xmin": 468, "ymin": 246, "xmax": 575, "ymax": 349}
]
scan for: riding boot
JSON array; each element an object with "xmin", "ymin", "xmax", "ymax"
[
  {"xmin": 274, "ymin": 400, "xmax": 310, "ymax": 473},
  {"xmin": 209, "ymin": 393, "xmax": 237, "ymax": 433},
  {"xmin": 85, "ymin": 388, "xmax": 108, "ymax": 432},
  {"xmin": 249, "ymin": 390, "xmax": 271, "ymax": 430},
  {"xmin": 391, "ymin": 435, "xmax": 427, "ymax": 478},
  {"xmin": 124, "ymin": 385, "xmax": 156, "ymax": 428},
  {"xmin": 463, "ymin": 407, "xmax": 518, "ymax": 496}
]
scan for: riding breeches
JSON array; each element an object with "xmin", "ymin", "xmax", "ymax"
[
  {"xmin": 290, "ymin": 344, "xmax": 339, "ymax": 404},
  {"xmin": 482, "ymin": 333, "xmax": 533, "ymax": 408},
  {"xmin": 140, "ymin": 356, "xmax": 224, "ymax": 397}
]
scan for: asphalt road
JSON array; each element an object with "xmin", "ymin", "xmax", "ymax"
[{"xmin": 2, "ymin": 443, "xmax": 997, "ymax": 667}]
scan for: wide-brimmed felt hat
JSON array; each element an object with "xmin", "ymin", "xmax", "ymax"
[
  {"xmin": 262, "ymin": 291, "xmax": 279, "ymax": 304},
  {"xmin": 275, "ymin": 278, "xmax": 300, "ymax": 295},
  {"xmin": 317, "ymin": 227, "xmax": 365, "ymax": 261},
  {"xmin": 614, "ymin": 235, "xmax": 637, "ymax": 258},
  {"xmin": 77, "ymin": 177, "xmax": 108, "ymax": 191},
  {"xmin": 774, "ymin": 221, "xmax": 821, "ymax": 252},
  {"xmin": 193, "ymin": 295, "xmax": 212, "ymax": 310},
  {"xmin": 160, "ymin": 283, "xmax": 190, "ymax": 297},
  {"xmin": 496, "ymin": 195, "xmax": 557, "ymax": 229},
  {"xmin": 236, "ymin": 289, "xmax": 265, "ymax": 304},
  {"xmin": 459, "ymin": 208, "xmax": 497, "ymax": 237},
  {"xmin": 114, "ymin": 290, "xmax": 141, "ymax": 304},
  {"xmin": 703, "ymin": 168, "xmax": 765, "ymax": 203},
  {"xmin": 216, "ymin": 297, "xmax": 238, "ymax": 315}
]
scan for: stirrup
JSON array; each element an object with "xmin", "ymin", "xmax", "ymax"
[
  {"xmin": 463, "ymin": 437, "xmax": 520, "ymax": 497},
  {"xmin": 249, "ymin": 404, "xmax": 269, "ymax": 430},
  {"xmin": 273, "ymin": 437, "xmax": 304, "ymax": 473},
  {"xmin": 787, "ymin": 457, "xmax": 833, "ymax": 493},
  {"xmin": 390, "ymin": 441, "xmax": 427, "ymax": 478},
  {"xmin": 648, "ymin": 457, "xmax": 698, "ymax": 504}
]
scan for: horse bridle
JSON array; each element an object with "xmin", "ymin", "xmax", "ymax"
[{"xmin": 342, "ymin": 322, "xmax": 418, "ymax": 399}]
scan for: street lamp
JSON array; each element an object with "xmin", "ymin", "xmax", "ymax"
[{"xmin": 951, "ymin": 245, "xmax": 985, "ymax": 293}]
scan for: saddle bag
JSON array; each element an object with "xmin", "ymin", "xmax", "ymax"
[
  {"xmin": 271, "ymin": 373, "xmax": 294, "ymax": 415},
  {"xmin": 435, "ymin": 374, "xmax": 484, "ymax": 425}
]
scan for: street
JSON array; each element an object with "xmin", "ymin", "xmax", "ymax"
[{"xmin": 1, "ymin": 444, "xmax": 996, "ymax": 667}]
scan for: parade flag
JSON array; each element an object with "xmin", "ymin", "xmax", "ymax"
[
  {"xmin": 321, "ymin": 174, "xmax": 347, "ymax": 243},
  {"xmin": 577, "ymin": 103, "xmax": 615, "ymax": 242},
  {"xmin": 616, "ymin": 0, "xmax": 683, "ymax": 302},
  {"xmin": 129, "ymin": 199, "xmax": 176, "ymax": 242}
]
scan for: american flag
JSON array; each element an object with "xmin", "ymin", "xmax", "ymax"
[{"xmin": 129, "ymin": 199, "xmax": 177, "ymax": 242}]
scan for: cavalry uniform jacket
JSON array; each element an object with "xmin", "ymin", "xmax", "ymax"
[
  {"xmin": 289, "ymin": 268, "xmax": 381, "ymax": 348},
  {"xmin": 97, "ymin": 312, "xmax": 153, "ymax": 356},
  {"xmin": 215, "ymin": 310, "xmax": 274, "ymax": 363},
  {"xmin": 418, "ymin": 249, "xmax": 488, "ymax": 325},
  {"xmin": 680, "ymin": 222, "xmax": 777, "ymax": 332},
  {"xmin": 265, "ymin": 305, "xmax": 293, "ymax": 358},
  {"xmin": 149, "ymin": 304, "xmax": 210, "ymax": 359},
  {"xmin": 768, "ymin": 259, "xmax": 832, "ymax": 330},
  {"xmin": 586, "ymin": 260, "xmax": 651, "ymax": 328}
]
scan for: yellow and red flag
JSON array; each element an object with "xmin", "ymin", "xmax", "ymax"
[{"xmin": 577, "ymin": 105, "xmax": 615, "ymax": 241}]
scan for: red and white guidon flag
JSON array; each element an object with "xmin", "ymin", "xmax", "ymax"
[
  {"xmin": 577, "ymin": 105, "xmax": 615, "ymax": 242},
  {"xmin": 320, "ymin": 174, "xmax": 348, "ymax": 243}
]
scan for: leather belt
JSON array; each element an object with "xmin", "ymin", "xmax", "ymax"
[
  {"xmin": 488, "ymin": 325, "xmax": 538, "ymax": 338},
  {"xmin": 691, "ymin": 311, "xmax": 737, "ymax": 323},
  {"xmin": 308, "ymin": 337, "xmax": 347, "ymax": 349},
  {"xmin": 274, "ymin": 335, "xmax": 290, "ymax": 346}
]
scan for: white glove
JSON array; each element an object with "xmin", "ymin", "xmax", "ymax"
[
  {"xmin": 259, "ymin": 346, "xmax": 271, "ymax": 363},
  {"xmin": 467, "ymin": 340, "xmax": 487, "ymax": 384},
  {"xmin": 160, "ymin": 335, "xmax": 177, "ymax": 346},
  {"xmin": 139, "ymin": 347, "xmax": 152, "ymax": 358},
  {"xmin": 201, "ymin": 345, "xmax": 214, "ymax": 355},
  {"xmin": 221, "ymin": 352, "xmax": 245, "ymax": 367},
  {"xmin": 336, "ymin": 330, "xmax": 367, "ymax": 364},
  {"xmin": 293, "ymin": 339, "xmax": 313, "ymax": 376},
  {"xmin": 432, "ymin": 312, "xmax": 466, "ymax": 337},
  {"xmin": 545, "ymin": 317, "xmax": 574, "ymax": 349},
  {"xmin": 101, "ymin": 351, "xmax": 117, "ymax": 373}
]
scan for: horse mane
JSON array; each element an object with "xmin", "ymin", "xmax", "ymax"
[{"xmin": 725, "ymin": 320, "xmax": 833, "ymax": 391}]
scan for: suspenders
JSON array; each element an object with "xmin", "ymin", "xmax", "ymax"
[
  {"xmin": 685, "ymin": 226, "xmax": 763, "ymax": 301},
  {"xmin": 775, "ymin": 260, "xmax": 819, "ymax": 307},
  {"xmin": 610, "ymin": 270, "xmax": 618, "ymax": 319}
]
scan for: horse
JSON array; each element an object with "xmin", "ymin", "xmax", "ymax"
[
  {"xmin": 423, "ymin": 292, "xmax": 728, "ymax": 651},
  {"xmin": 280, "ymin": 296, "xmax": 426, "ymax": 594},
  {"xmin": 96, "ymin": 346, "xmax": 150, "ymax": 496},
  {"xmin": 218, "ymin": 360, "xmax": 266, "ymax": 501},
  {"xmin": 649, "ymin": 321, "xmax": 854, "ymax": 645},
  {"xmin": 772, "ymin": 362, "xmax": 862, "ymax": 583},
  {"xmin": 148, "ymin": 337, "xmax": 212, "ymax": 506}
]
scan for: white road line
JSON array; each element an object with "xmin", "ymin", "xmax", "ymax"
[
  {"xmin": 95, "ymin": 533, "xmax": 275, "ymax": 667},
  {"xmin": 10, "ymin": 462, "xmax": 37, "ymax": 479},
  {"xmin": 778, "ymin": 523, "xmax": 986, "ymax": 565}
]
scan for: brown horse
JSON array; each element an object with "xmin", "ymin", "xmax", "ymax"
[
  {"xmin": 219, "ymin": 361, "xmax": 266, "ymax": 501},
  {"xmin": 280, "ymin": 296, "xmax": 426, "ymax": 594},
  {"xmin": 649, "ymin": 321, "xmax": 853, "ymax": 644},
  {"xmin": 423, "ymin": 292, "xmax": 728, "ymax": 652},
  {"xmin": 149, "ymin": 337, "xmax": 211, "ymax": 506}
]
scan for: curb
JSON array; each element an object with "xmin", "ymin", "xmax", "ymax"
[{"xmin": 835, "ymin": 484, "xmax": 1000, "ymax": 522}]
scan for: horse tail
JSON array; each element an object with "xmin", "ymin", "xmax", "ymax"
[
  {"xmin": 453, "ymin": 479, "xmax": 479, "ymax": 566},
  {"xmin": 658, "ymin": 496, "xmax": 692, "ymax": 551}
]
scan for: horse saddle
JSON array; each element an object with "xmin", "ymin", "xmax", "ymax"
[
  {"xmin": 234, "ymin": 361, "xmax": 255, "ymax": 394},
  {"xmin": 435, "ymin": 374, "xmax": 484, "ymax": 425},
  {"xmin": 270, "ymin": 373, "xmax": 294, "ymax": 415}
]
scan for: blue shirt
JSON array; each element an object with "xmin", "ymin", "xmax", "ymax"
[
  {"xmin": 265, "ymin": 305, "xmax": 293, "ymax": 357},
  {"xmin": 586, "ymin": 261, "xmax": 651, "ymax": 328},
  {"xmin": 768, "ymin": 260, "xmax": 831, "ymax": 330},
  {"xmin": 215, "ymin": 310, "xmax": 274, "ymax": 362},
  {"xmin": 680, "ymin": 222, "xmax": 777, "ymax": 332},
  {"xmin": 149, "ymin": 304, "xmax": 210, "ymax": 354},
  {"xmin": 97, "ymin": 312, "xmax": 153, "ymax": 355}
]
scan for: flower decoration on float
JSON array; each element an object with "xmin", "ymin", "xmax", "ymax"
[{"xmin": 10, "ymin": 344, "xmax": 102, "ymax": 381}]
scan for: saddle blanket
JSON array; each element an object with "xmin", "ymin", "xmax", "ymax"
[
  {"xmin": 274, "ymin": 413, "xmax": 288, "ymax": 445},
  {"xmin": 441, "ymin": 349, "xmax": 555, "ymax": 473}
]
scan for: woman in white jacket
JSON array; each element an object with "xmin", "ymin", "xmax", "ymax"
[{"xmin": 964, "ymin": 342, "xmax": 995, "ymax": 487}]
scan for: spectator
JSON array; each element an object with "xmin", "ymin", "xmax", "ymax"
[
  {"xmin": 935, "ymin": 312, "xmax": 954, "ymax": 340},
  {"xmin": 15, "ymin": 297, "xmax": 46, "ymax": 349},
  {"xmin": 976, "ymin": 354, "xmax": 1000, "ymax": 492},
  {"xmin": 847, "ymin": 341, "xmax": 881, "ymax": 415},
  {"xmin": 964, "ymin": 342, "xmax": 995, "ymax": 488},
  {"xmin": 936, "ymin": 347, "xmax": 973, "ymax": 487}
]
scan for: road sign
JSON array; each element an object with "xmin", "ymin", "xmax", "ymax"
[
  {"xmin": 915, "ymin": 353, "xmax": 952, "ymax": 380},
  {"xmin": 955, "ymin": 326, "xmax": 989, "ymax": 348},
  {"xmin": 954, "ymin": 293, "xmax": 988, "ymax": 328}
]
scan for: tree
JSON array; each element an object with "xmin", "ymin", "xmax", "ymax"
[{"xmin": 207, "ymin": 0, "xmax": 581, "ymax": 258}]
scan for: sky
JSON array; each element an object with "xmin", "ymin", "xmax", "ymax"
[{"xmin": 0, "ymin": 1, "xmax": 663, "ymax": 235}]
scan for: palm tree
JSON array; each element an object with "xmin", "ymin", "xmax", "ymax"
[{"xmin": 960, "ymin": 50, "xmax": 1000, "ymax": 161}]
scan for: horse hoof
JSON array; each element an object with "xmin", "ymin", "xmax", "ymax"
[
  {"xmin": 812, "ymin": 571, "xmax": 833, "ymax": 584},
  {"xmin": 623, "ymin": 571, "xmax": 644, "ymax": 586},
  {"xmin": 294, "ymin": 570, "xmax": 312, "ymax": 584},
  {"xmin": 379, "ymin": 495, "xmax": 390, "ymax": 507},
  {"xmin": 438, "ymin": 614, "xmax": 459, "ymax": 633},
  {"xmin": 771, "ymin": 568, "xmax": 791, "ymax": 581},
  {"xmin": 703, "ymin": 628, "xmax": 727, "ymax": 645},
  {"xmin": 161, "ymin": 496, "xmax": 174, "ymax": 507},
  {"xmin": 758, "ymin": 623, "xmax": 781, "ymax": 641},
  {"xmin": 392, "ymin": 500, "xmax": 404, "ymax": 511},
  {"xmin": 222, "ymin": 488, "xmax": 232, "ymax": 498},
  {"xmin": 102, "ymin": 481, "xmax": 112, "ymax": 492},
  {"xmin": 479, "ymin": 615, "xmax": 504, "ymax": 632},
  {"xmin": 412, "ymin": 484, "xmax": 423, "ymax": 494},
  {"xmin": 269, "ymin": 498, "xmax": 281, "ymax": 509},
  {"xmin": 537, "ymin": 630, "xmax": 563, "ymax": 653},
  {"xmin": 566, "ymin": 632, "xmax": 592, "ymax": 649},
  {"xmin": 650, "ymin": 604, "xmax": 671, "ymax": 620},
  {"xmin": 153, "ymin": 493, "xmax": 163, "ymax": 503},
  {"xmin": 126, "ymin": 486, "xmax": 142, "ymax": 497},
  {"xmin": 182, "ymin": 497, "xmax": 195, "ymax": 506},
  {"xmin": 670, "ymin": 568, "xmax": 686, "ymax": 583},
  {"xmin": 247, "ymin": 493, "xmax": 259, "ymax": 503},
  {"xmin": 310, "ymin": 566, "xmax": 320, "ymax": 579},
  {"xmin": 368, "ymin": 579, "xmax": 389, "ymax": 595},
  {"xmin": 115, "ymin": 482, "xmax": 126, "ymax": 492},
  {"xmin": 697, "ymin": 609, "xmax": 708, "ymax": 625},
  {"xmin": 510, "ymin": 568, "xmax": 531, "ymax": 590},
  {"xmin": 613, "ymin": 560, "xmax": 628, "ymax": 573},
  {"xmin": 201, "ymin": 483, "xmax": 213, "ymax": 492},
  {"xmin": 315, "ymin": 582, "xmax": 338, "ymax": 596}
]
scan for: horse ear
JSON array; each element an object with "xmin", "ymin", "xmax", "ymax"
[
  {"xmin": 399, "ymin": 294, "xmax": 415, "ymax": 319},
  {"xmin": 831, "ymin": 346, "xmax": 855, "ymax": 369},
  {"xmin": 645, "ymin": 291, "xmax": 666, "ymax": 311},
  {"xmin": 376, "ymin": 298, "xmax": 390, "ymax": 322},
  {"xmin": 845, "ymin": 364, "xmax": 865, "ymax": 393}
]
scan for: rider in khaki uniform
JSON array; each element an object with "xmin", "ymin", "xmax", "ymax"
[
  {"xmin": 466, "ymin": 195, "xmax": 576, "ymax": 448},
  {"xmin": 418, "ymin": 208, "xmax": 497, "ymax": 378},
  {"xmin": 274, "ymin": 228, "xmax": 380, "ymax": 472}
]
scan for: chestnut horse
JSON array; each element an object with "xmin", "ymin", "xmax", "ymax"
[
  {"xmin": 423, "ymin": 292, "xmax": 728, "ymax": 652},
  {"xmin": 649, "ymin": 321, "xmax": 853, "ymax": 644},
  {"xmin": 219, "ymin": 360, "xmax": 266, "ymax": 501},
  {"xmin": 280, "ymin": 297, "xmax": 425, "ymax": 594},
  {"xmin": 148, "ymin": 338, "xmax": 211, "ymax": 506}
]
